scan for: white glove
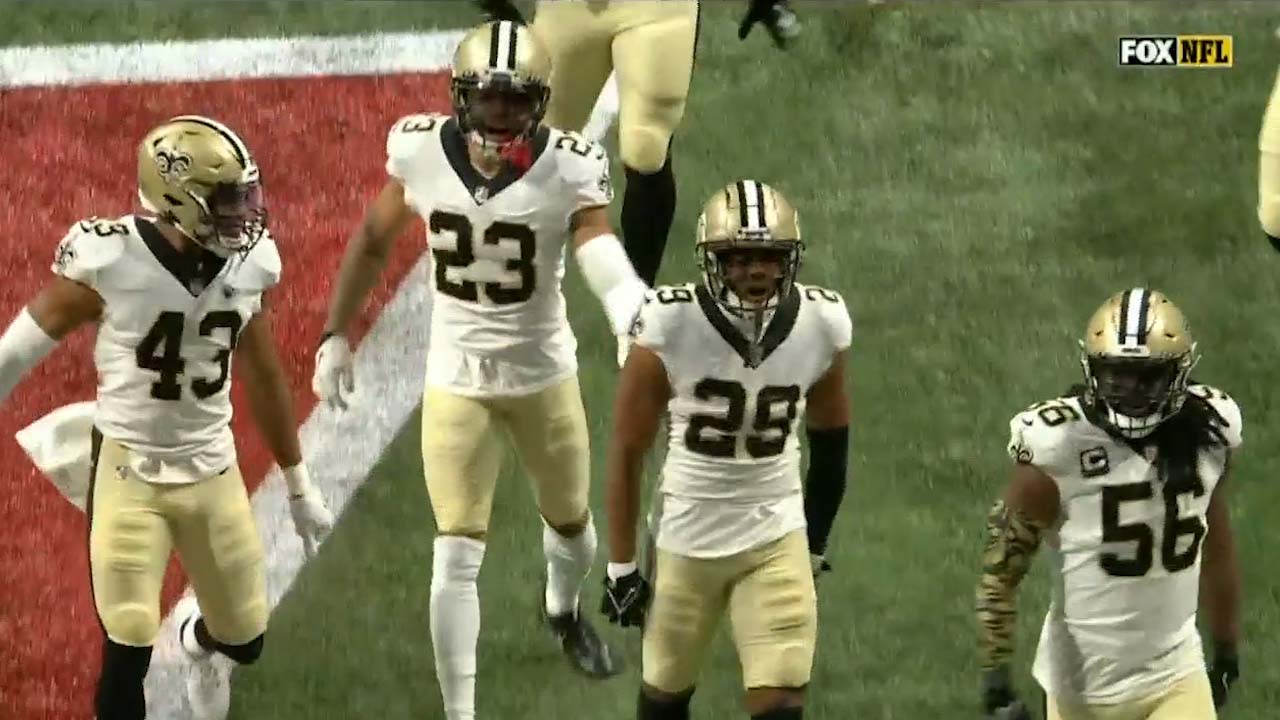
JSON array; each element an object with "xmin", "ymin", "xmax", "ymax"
[
  {"xmin": 285, "ymin": 465, "xmax": 334, "ymax": 559},
  {"xmin": 312, "ymin": 333, "xmax": 355, "ymax": 410}
]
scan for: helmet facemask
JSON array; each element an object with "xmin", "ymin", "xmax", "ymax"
[
  {"xmin": 451, "ymin": 74, "xmax": 548, "ymax": 165},
  {"xmin": 699, "ymin": 240, "xmax": 802, "ymax": 349},
  {"xmin": 1080, "ymin": 346, "xmax": 1198, "ymax": 439}
]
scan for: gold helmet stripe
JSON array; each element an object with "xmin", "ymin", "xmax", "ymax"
[
  {"xmin": 490, "ymin": 21, "xmax": 518, "ymax": 72},
  {"xmin": 736, "ymin": 179, "xmax": 767, "ymax": 231},
  {"xmin": 169, "ymin": 115, "xmax": 249, "ymax": 169}
]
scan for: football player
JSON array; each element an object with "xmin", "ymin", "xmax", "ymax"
[
  {"xmin": 1259, "ymin": 58, "xmax": 1280, "ymax": 249},
  {"xmin": 600, "ymin": 181, "xmax": 851, "ymax": 720},
  {"xmin": 311, "ymin": 21, "xmax": 648, "ymax": 720},
  {"xmin": 0, "ymin": 116, "xmax": 333, "ymax": 720},
  {"xmin": 476, "ymin": 0, "xmax": 800, "ymax": 365},
  {"xmin": 977, "ymin": 288, "xmax": 1242, "ymax": 720}
]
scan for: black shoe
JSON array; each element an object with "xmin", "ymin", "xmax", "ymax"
[{"xmin": 543, "ymin": 601, "xmax": 619, "ymax": 679}]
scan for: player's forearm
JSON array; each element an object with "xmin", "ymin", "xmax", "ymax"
[
  {"xmin": 975, "ymin": 500, "xmax": 1043, "ymax": 671},
  {"xmin": 0, "ymin": 308, "xmax": 58, "ymax": 404},
  {"xmin": 239, "ymin": 332, "xmax": 303, "ymax": 469},
  {"xmin": 323, "ymin": 226, "xmax": 393, "ymax": 336},
  {"xmin": 803, "ymin": 424, "xmax": 848, "ymax": 556},
  {"xmin": 1202, "ymin": 537, "xmax": 1243, "ymax": 650},
  {"xmin": 604, "ymin": 446, "xmax": 645, "ymax": 564}
]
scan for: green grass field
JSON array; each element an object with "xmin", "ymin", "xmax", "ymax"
[{"xmin": 10, "ymin": 2, "xmax": 1280, "ymax": 718}]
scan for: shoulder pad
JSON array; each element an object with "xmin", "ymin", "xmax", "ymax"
[
  {"xmin": 1006, "ymin": 396, "xmax": 1089, "ymax": 477},
  {"xmin": 550, "ymin": 129, "xmax": 613, "ymax": 210},
  {"xmin": 386, "ymin": 113, "xmax": 446, "ymax": 182},
  {"xmin": 1187, "ymin": 384, "xmax": 1243, "ymax": 449},
  {"xmin": 229, "ymin": 236, "xmax": 282, "ymax": 292},
  {"xmin": 799, "ymin": 284, "xmax": 852, "ymax": 351},
  {"xmin": 630, "ymin": 283, "xmax": 698, "ymax": 357},
  {"xmin": 52, "ymin": 217, "xmax": 130, "ymax": 288}
]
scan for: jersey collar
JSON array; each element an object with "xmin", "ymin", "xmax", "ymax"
[
  {"xmin": 440, "ymin": 117, "xmax": 550, "ymax": 205},
  {"xmin": 695, "ymin": 283, "xmax": 800, "ymax": 369},
  {"xmin": 136, "ymin": 218, "xmax": 227, "ymax": 297}
]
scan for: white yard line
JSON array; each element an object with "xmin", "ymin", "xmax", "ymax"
[{"xmin": 1, "ymin": 30, "xmax": 619, "ymax": 717}]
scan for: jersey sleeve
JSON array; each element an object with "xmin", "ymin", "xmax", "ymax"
[
  {"xmin": 555, "ymin": 130, "xmax": 614, "ymax": 211},
  {"xmin": 629, "ymin": 285, "xmax": 692, "ymax": 362},
  {"xmin": 51, "ymin": 218, "xmax": 128, "ymax": 292},
  {"xmin": 385, "ymin": 113, "xmax": 445, "ymax": 187},
  {"xmin": 820, "ymin": 289, "xmax": 853, "ymax": 352},
  {"xmin": 1189, "ymin": 384, "xmax": 1243, "ymax": 450},
  {"xmin": 1005, "ymin": 398, "xmax": 1083, "ymax": 481}
]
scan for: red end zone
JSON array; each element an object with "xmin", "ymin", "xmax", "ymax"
[{"xmin": 0, "ymin": 72, "xmax": 447, "ymax": 719}]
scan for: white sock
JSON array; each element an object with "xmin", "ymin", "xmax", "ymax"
[
  {"xmin": 430, "ymin": 536, "xmax": 485, "ymax": 720},
  {"xmin": 543, "ymin": 515, "xmax": 597, "ymax": 618}
]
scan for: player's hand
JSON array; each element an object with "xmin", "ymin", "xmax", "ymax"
[
  {"xmin": 981, "ymin": 668, "xmax": 1032, "ymax": 720},
  {"xmin": 288, "ymin": 482, "xmax": 335, "ymax": 559},
  {"xmin": 738, "ymin": 0, "xmax": 801, "ymax": 49},
  {"xmin": 810, "ymin": 553, "xmax": 832, "ymax": 578},
  {"xmin": 600, "ymin": 564, "xmax": 651, "ymax": 628},
  {"xmin": 312, "ymin": 332, "xmax": 355, "ymax": 410},
  {"xmin": 476, "ymin": 0, "xmax": 526, "ymax": 24},
  {"xmin": 1208, "ymin": 645, "xmax": 1240, "ymax": 709}
]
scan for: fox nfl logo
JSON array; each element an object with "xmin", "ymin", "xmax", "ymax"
[{"xmin": 1118, "ymin": 35, "xmax": 1233, "ymax": 68}]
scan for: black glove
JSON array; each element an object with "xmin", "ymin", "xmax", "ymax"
[
  {"xmin": 476, "ymin": 0, "xmax": 526, "ymax": 25},
  {"xmin": 810, "ymin": 553, "xmax": 832, "ymax": 579},
  {"xmin": 1208, "ymin": 645, "xmax": 1240, "ymax": 709},
  {"xmin": 738, "ymin": 0, "xmax": 801, "ymax": 49},
  {"xmin": 600, "ymin": 567, "xmax": 651, "ymax": 628},
  {"xmin": 981, "ymin": 668, "xmax": 1032, "ymax": 720}
]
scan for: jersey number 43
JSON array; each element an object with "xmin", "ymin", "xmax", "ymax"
[
  {"xmin": 136, "ymin": 311, "xmax": 242, "ymax": 401},
  {"xmin": 685, "ymin": 378, "xmax": 801, "ymax": 459}
]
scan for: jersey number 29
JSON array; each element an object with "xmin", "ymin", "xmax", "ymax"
[
  {"xmin": 685, "ymin": 378, "xmax": 801, "ymax": 459},
  {"xmin": 430, "ymin": 210, "xmax": 536, "ymax": 305},
  {"xmin": 136, "ymin": 311, "xmax": 242, "ymax": 401}
]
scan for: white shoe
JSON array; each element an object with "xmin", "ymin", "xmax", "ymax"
[
  {"xmin": 174, "ymin": 596, "xmax": 232, "ymax": 720},
  {"xmin": 615, "ymin": 333, "xmax": 632, "ymax": 369}
]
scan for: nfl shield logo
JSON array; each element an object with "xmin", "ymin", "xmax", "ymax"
[{"xmin": 473, "ymin": 186, "xmax": 489, "ymax": 204}]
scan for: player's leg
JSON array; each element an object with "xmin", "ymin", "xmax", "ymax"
[
  {"xmin": 88, "ymin": 432, "xmax": 171, "ymax": 720},
  {"xmin": 728, "ymin": 530, "xmax": 816, "ymax": 719},
  {"xmin": 421, "ymin": 386, "xmax": 504, "ymax": 720},
  {"xmin": 1045, "ymin": 694, "xmax": 1150, "ymax": 720},
  {"xmin": 532, "ymin": 1, "xmax": 615, "ymax": 132},
  {"xmin": 1259, "ymin": 65, "xmax": 1280, "ymax": 246},
  {"xmin": 168, "ymin": 463, "xmax": 268, "ymax": 720},
  {"xmin": 611, "ymin": 1, "xmax": 699, "ymax": 286},
  {"xmin": 639, "ymin": 548, "xmax": 734, "ymax": 719},
  {"xmin": 503, "ymin": 375, "xmax": 615, "ymax": 677},
  {"xmin": 1146, "ymin": 671, "xmax": 1217, "ymax": 720}
]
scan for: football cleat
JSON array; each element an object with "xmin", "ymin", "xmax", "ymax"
[
  {"xmin": 542, "ymin": 592, "xmax": 618, "ymax": 678},
  {"xmin": 175, "ymin": 596, "xmax": 232, "ymax": 720}
]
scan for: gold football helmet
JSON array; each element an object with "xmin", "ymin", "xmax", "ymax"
[
  {"xmin": 137, "ymin": 115, "xmax": 265, "ymax": 257},
  {"xmin": 1079, "ymin": 288, "xmax": 1199, "ymax": 438},
  {"xmin": 451, "ymin": 21, "xmax": 552, "ymax": 159},
  {"xmin": 696, "ymin": 179, "xmax": 804, "ymax": 338}
]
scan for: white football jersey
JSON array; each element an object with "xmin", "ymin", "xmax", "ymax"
[
  {"xmin": 1005, "ymin": 385, "xmax": 1242, "ymax": 704},
  {"xmin": 52, "ymin": 215, "xmax": 281, "ymax": 482},
  {"xmin": 385, "ymin": 114, "xmax": 614, "ymax": 397},
  {"xmin": 633, "ymin": 282, "xmax": 853, "ymax": 558}
]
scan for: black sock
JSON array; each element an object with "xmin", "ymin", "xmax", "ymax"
[
  {"xmin": 637, "ymin": 687, "xmax": 693, "ymax": 720},
  {"xmin": 752, "ymin": 707, "xmax": 802, "ymax": 720},
  {"xmin": 95, "ymin": 638, "xmax": 152, "ymax": 720},
  {"xmin": 621, "ymin": 151, "xmax": 677, "ymax": 286}
]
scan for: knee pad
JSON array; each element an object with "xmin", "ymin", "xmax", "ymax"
[
  {"xmin": 620, "ymin": 119, "xmax": 676, "ymax": 175},
  {"xmin": 218, "ymin": 632, "xmax": 265, "ymax": 665},
  {"xmin": 101, "ymin": 602, "xmax": 160, "ymax": 648},
  {"xmin": 752, "ymin": 708, "xmax": 803, "ymax": 720},
  {"xmin": 431, "ymin": 535, "xmax": 486, "ymax": 595},
  {"xmin": 95, "ymin": 638, "xmax": 152, "ymax": 720},
  {"xmin": 638, "ymin": 686, "xmax": 694, "ymax": 720}
]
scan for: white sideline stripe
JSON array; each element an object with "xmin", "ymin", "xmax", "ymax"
[
  {"xmin": 0, "ymin": 31, "xmax": 466, "ymax": 87},
  {"xmin": 5, "ymin": 29, "xmax": 630, "ymax": 716}
]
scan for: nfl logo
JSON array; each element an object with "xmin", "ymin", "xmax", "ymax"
[{"xmin": 473, "ymin": 186, "xmax": 489, "ymax": 204}]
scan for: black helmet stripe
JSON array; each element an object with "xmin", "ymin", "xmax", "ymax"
[
  {"xmin": 738, "ymin": 179, "xmax": 766, "ymax": 231},
  {"xmin": 491, "ymin": 21, "xmax": 517, "ymax": 71},
  {"xmin": 170, "ymin": 115, "xmax": 248, "ymax": 169},
  {"xmin": 1118, "ymin": 287, "xmax": 1150, "ymax": 347}
]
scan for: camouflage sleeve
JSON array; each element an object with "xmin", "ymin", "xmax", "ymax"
[{"xmin": 975, "ymin": 499, "xmax": 1046, "ymax": 671}]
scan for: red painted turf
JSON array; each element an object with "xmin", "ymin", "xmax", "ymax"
[{"xmin": 0, "ymin": 71, "xmax": 448, "ymax": 718}]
